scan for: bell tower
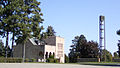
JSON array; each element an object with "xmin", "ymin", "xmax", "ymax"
[{"xmin": 99, "ymin": 15, "xmax": 106, "ymax": 62}]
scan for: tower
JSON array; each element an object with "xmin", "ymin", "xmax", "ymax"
[{"xmin": 99, "ymin": 15, "xmax": 106, "ymax": 62}]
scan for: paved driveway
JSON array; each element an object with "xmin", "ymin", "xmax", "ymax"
[{"xmin": 0, "ymin": 63, "xmax": 119, "ymax": 68}]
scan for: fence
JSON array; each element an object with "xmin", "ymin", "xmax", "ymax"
[
  {"xmin": 112, "ymin": 58, "xmax": 120, "ymax": 62},
  {"xmin": 77, "ymin": 58, "xmax": 99, "ymax": 62}
]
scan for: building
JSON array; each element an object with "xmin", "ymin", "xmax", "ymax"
[{"xmin": 13, "ymin": 36, "xmax": 64, "ymax": 63}]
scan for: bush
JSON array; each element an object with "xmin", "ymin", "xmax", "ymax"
[
  {"xmin": 25, "ymin": 58, "xmax": 29, "ymax": 62},
  {"xmin": 31, "ymin": 58, "xmax": 36, "ymax": 62},
  {"xmin": 54, "ymin": 59, "xmax": 59, "ymax": 63},
  {"xmin": 102, "ymin": 49, "xmax": 113, "ymax": 62},
  {"xmin": 46, "ymin": 58, "xmax": 59, "ymax": 63},
  {"xmin": 49, "ymin": 55, "xmax": 54, "ymax": 59},
  {"xmin": 65, "ymin": 54, "xmax": 69, "ymax": 63},
  {"xmin": 0, "ymin": 58, "xmax": 22, "ymax": 63}
]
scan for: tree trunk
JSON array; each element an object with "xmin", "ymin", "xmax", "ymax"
[
  {"xmin": 23, "ymin": 43, "xmax": 25, "ymax": 62},
  {"xmin": 5, "ymin": 31, "xmax": 9, "ymax": 58},
  {"xmin": 11, "ymin": 32, "xmax": 15, "ymax": 57}
]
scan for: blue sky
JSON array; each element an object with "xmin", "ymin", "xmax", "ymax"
[
  {"xmin": 39, "ymin": 0, "xmax": 120, "ymax": 55},
  {"xmin": 1, "ymin": 0, "xmax": 120, "ymax": 55}
]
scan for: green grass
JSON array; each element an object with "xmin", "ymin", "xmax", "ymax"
[{"xmin": 77, "ymin": 62, "xmax": 120, "ymax": 66}]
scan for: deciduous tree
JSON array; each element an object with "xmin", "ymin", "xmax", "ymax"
[{"xmin": 69, "ymin": 35, "xmax": 99, "ymax": 63}]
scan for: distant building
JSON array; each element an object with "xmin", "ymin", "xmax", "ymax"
[{"xmin": 13, "ymin": 36, "xmax": 64, "ymax": 63}]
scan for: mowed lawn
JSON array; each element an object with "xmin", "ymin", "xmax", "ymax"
[{"xmin": 0, "ymin": 63, "xmax": 120, "ymax": 68}]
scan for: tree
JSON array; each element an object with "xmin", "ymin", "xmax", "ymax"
[
  {"xmin": 69, "ymin": 36, "xmax": 80, "ymax": 62},
  {"xmin": 0, "ymin": 0, "xmax": 14, "ymax": 58},
  {"xmin": 0, "ymin": 40, "xmax": 11, "ymax": 57},
  {"xmin": 0, "ymin": 40, "xmax": 5, "ymax": 57},
  {"xmin": 0, "ymin": 0, "xmax": 25, "ymax": 57},
  {"xmin": 117, "ymin": 30, "xmax": 120, "ymax": 35},
  {"xmin": 65, "ymin": 54, "xmax": 69, "ymax": 63},
  {"xmin": 14, "ymin": 0, "xmax": 44, "ymax": 62},
  {"xmin": 101, "ymin": 49, "xmax": 112, "ymax": 62},
  {"xmin": 85, "ymin": 41, "xmax": 99, "ymax": 58},
  {"xmin": 116, "ymin": 30, "xmax": 120, "ymax": 57},
  {"xmin": 46, "ymin": 26, "xmax": 56, "ymax": 36},
  {"xmin": 1, "ymin": 0, "xmax": 44, "ymax": 61},
  {"xmin": 69, "ymin": 35, "xmax": 99, "ymax": 63},
  {"xmin": 113, "ymin": 52, "xmax": 119, "ymax": 59}
]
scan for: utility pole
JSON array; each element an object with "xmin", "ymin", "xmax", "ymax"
[{"xmin": 99, "ymin": 15, "xmax": 106, "ymax": 62}]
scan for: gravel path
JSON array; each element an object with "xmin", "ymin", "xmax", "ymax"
[{"xmin": 0, "ymin": 63, "xmax": 119, "ymax": 68}]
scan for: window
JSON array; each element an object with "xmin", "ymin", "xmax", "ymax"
[{"xmin": 58, "ymin": 43, "xmax": 63, "ymax": 49}]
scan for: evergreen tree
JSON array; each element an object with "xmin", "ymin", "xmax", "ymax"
[
  {"xmin": 0, "ymin": 0, "xmax": 15, "ymax": 58},
  {"xmin": 14, "ymin": 0, "xmax": 44, "ymax": 62},
  {"xmin": 65, "ymin": 54, "xmax": 69, "ymax": 63},
  {"xmin": 69, "ymin": 35, "xmax": 99, "ymax": 62},
  {"xmin": 46, "ymin": 26, "xmax": 56, "ymax": 36},
  {"xmin": 0, "ymin": 0, "xmax": 44, "ymax": 60},
  {"xmin": 113, "ymin": 52, "xmax": 119, "ymax": 59},
  {"xmin": 117, "ymin": 30, "xmax": 120, "ymax": 35},
  {"xmin": 116, "ymin": 29, "xmax": 120, "ymax": 57}
]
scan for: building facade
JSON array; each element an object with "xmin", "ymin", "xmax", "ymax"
[{"xmin": 13, "ymin": 36, "xmax": 64, "ymax": 63}]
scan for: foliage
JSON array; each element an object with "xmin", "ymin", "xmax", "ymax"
[
  {"xmin": 46, "ymin": 58, "xmax": 59, "ymax": 63},
  {"xmin": 0, "ymin": 0, "xmax": 44, "ymax": 58},
  {"xmin": 0, "ymin": 58, "xmax": 22, "ymax": 63},
  {"xmin": 116, "ymin": 30, "xmax": 120, "ymax": 57},
  {"xmin": 113, "ymin": 52, "xmax": 119, "ymax": 59},
  {"xmin": 0, "ymin": 41, "xmax": 5, "ymax": 57},
  {"xmin": 25, "ymin": 58, "xmax": 29, "ymax": 62},
  {"xmin": 31, "ymin": 58, "xmax": 36, "ymax": 62},
  {"xmin": 65, "ymin": 54, "xmax": 69, "ymax": 63},
  {"xmin": 117, "ymin": 30, "xmax": 120, "ymax": 35},
  {"xmin": 0, "ymin": 41, "xmax": 11, "ymax": 57},
  {"xmin": 49, "ymin": 54, "xmax": 54, "ymax": 59},
  {"xmin": 101, "ymin": 49, "xmax": 112, "ymax": 62},
  {"xmin": 46, "ymin": 54, "xmax": 59, "ymax": 63},
  {"xmin": 46, "ymin": 26, "xmax": 56, "ymax": 36},
  {"xmin": 69, "ymin": 35, "xmax": 99, "ymax": 63}
]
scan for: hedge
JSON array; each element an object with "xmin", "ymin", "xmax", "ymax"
[
  {"xmin": 0, "ymin": 58, "xmax": 22, "ymax": 63},
  {"xmin": 46, "ymin": 58, "xmax": 59, "ymax": 63}
]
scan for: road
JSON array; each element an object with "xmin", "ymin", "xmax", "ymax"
[{"xmin": 0, "ymin": 63, "xmax": 119, "ymax": 68}]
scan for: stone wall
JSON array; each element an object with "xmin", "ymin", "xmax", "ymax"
[
  {"xmin": 112, "ymin": 58, "xmax": 120, "ymax": 62},
  {"xmin": 77, "ymin": 58, "xmax": 98, "ymax": 62},
  {"xmin": 13, "ymin": 39, "xmax": 45, "ymax": 60}
]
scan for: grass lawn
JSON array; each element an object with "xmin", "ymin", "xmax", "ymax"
[{"xmin": 77, "ymin": 62, "xmax": 120, "ymax": 66}]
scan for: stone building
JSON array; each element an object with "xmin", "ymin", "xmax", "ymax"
[{"xmin": 13, "ymin": 36, "xmax": 64, "ymax": 63}]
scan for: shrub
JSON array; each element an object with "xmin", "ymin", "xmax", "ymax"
[
  {"xmin": 31, "ymin": 58, "xmax": 36, "ymax": 62},
  {"xmin": 49, "ymin": 55, "xmax": 54, "ymax": 59},
  {"xmin": 54, "ymin": 59, "xmax": 59, "ymax": 63},
  {"xmin": 46, "ymin": 58, "xmax": 59, "ymax": 63},
  {"xmin": 25, "ymin": 58, "xmax": 29, "ymax": 62},
  {"xmin": 65, "ymin": 54, "xmax": 69, "ymax": 63},
  {"xmin": 0, "ymin": 58, "xmax": 22, "ymax": 63}
]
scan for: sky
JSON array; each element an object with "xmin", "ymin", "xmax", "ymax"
[
  {"xmin": 39, "ymin": 0, "xmax": 120, "ymax": 55},
  {"xmin": 1, "ymin": 0, "xmax": 120, "ymax": 55}
]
